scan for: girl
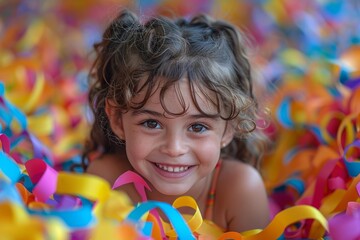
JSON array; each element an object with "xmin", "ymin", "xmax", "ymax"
[{"xmin": 84, "ymin": 9, "xmax": 270, "ymax": 234}]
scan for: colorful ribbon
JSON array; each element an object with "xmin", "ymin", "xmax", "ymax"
[{"xmin": 1, "ymin": 1, "xmax": 360, "ymax": 239}]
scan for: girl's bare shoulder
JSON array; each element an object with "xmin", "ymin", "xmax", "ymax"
[
  {"xmin": 217, "ymin": 158, "xmax": 270, "ymax": 232},
  {"xmin": 86, "ymin": 151, "xmax": 131, "ymax": 185},
  {"xmin": 218, "ymin": 159, "xmax": 266, "ymax": 201},
  {"xmin": 220, "ymin": 159, "xmax": 263, "ymax": 185}
]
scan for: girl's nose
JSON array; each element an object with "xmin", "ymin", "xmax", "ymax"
[{"xmin": 160, "ymin": 132, "xmax": 188, "ymax": 157}]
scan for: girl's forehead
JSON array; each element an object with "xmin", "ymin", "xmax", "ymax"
[{"xmin": 134, "ymin": 77, "xmax": 218, "ymax": 114}]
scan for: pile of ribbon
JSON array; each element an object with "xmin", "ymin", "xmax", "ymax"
[
  {"xmin": 1, "ymin": 0, "xmax": 360, "ymax": 239},
  {"xmin": 262, "ymin": 45, "xmax": 360, "ymax": 239},
  {"xmin": 0, "ymin": 124, "xmax": 329, "ymax": 239}
]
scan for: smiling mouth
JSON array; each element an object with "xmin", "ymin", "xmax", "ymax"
[{"xmin": 155, "ymin": 163, "xmax": 190, "ymax": 173}]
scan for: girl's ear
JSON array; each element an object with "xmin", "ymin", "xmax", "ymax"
[
  {"xmin": 221, "ymin": 122, "xmax": 234, "ymax": 148},
  {"xmin": 105, "ymin": 99, "xmax": 125, "ymax": 140}
]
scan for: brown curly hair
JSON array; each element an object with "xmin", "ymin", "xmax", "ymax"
[{"xmin": 82, "ymin": 9, "xmax": 269, "ymax": 170}]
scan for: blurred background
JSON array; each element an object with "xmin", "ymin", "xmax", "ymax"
[{"xmin": 1, "ymin": 0, "xmax": 360, "ymax": 230}]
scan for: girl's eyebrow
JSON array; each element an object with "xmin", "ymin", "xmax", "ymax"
[
  {"xmin": 131, "ymin": 109, "xmax": 221, "ymax": 120},
  {"xmin": 131, "ymin": 109, "xmax": 163, "ymax": 117}
]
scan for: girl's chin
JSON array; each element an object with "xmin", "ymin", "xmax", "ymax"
[
  {"xmin": 147, "ymin": 181, "xmax": 191, "ymax": 196},
  {"xmin": 155, "ymin": 186, "xmax": 189, "ymax": 196}
]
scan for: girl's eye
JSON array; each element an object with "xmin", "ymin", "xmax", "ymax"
[
  {"xmin": 189, "ymin": 124, "xmax": 208, "ymax": 133},
  {"xmin": 142, "ymin": 120, "xmax": 161, "ymax": 129}
]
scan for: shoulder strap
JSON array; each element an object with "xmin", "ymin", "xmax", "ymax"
[{"xmin": 204, "ymin": 159, "xmax": 223, "ymax": 220}]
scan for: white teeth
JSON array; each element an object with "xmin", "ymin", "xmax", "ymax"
[{"xmin": 156, "ymin": 164, "xmax": 189, "ymax": 173}]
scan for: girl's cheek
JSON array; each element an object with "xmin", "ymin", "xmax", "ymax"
[
  {"xmin": 127, "ymin": 137, "xmax": 154, "ymax": 156},
  {"xmin": 196, "ymin": 140, "xmax": 222, "ymax": 156}
]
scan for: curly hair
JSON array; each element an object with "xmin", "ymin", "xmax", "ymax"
[{"xmin": 82, "ymin": 9, "xmax": 269, "ymax": 170}]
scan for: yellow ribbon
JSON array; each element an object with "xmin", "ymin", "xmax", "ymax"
[
  {"xmin": 243, "ymin": 205, "xmax": 328, "ymax": 240},
  {"xmin": 0, "ymin": 201, "xmax": 67, "ymax": 240},
  {"xmin": 56, "ymin": 172, "xmax": 110, "ymax": 203}
]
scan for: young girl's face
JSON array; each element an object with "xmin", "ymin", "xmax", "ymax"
[{"xmin": 108, "ymin": 77, "xmax": 233, "ymax": 196}]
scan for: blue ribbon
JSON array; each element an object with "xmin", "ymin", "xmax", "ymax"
[{"xmin": 126, "ymin": 200, "xmax": 195, "ymax": 240}]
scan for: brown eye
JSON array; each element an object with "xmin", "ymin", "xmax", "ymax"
[
  {"xmin": 142, "ymin": 120, "xmax": 160, "ymax": 129},
  {"xmin": 189, "ymin": 124, "xmax": 207, "ymax": 133}
]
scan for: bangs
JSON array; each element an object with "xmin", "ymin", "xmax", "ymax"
[{"xmin": 129, "ymin": 56, "xmax": 243, "ymax": 120}]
